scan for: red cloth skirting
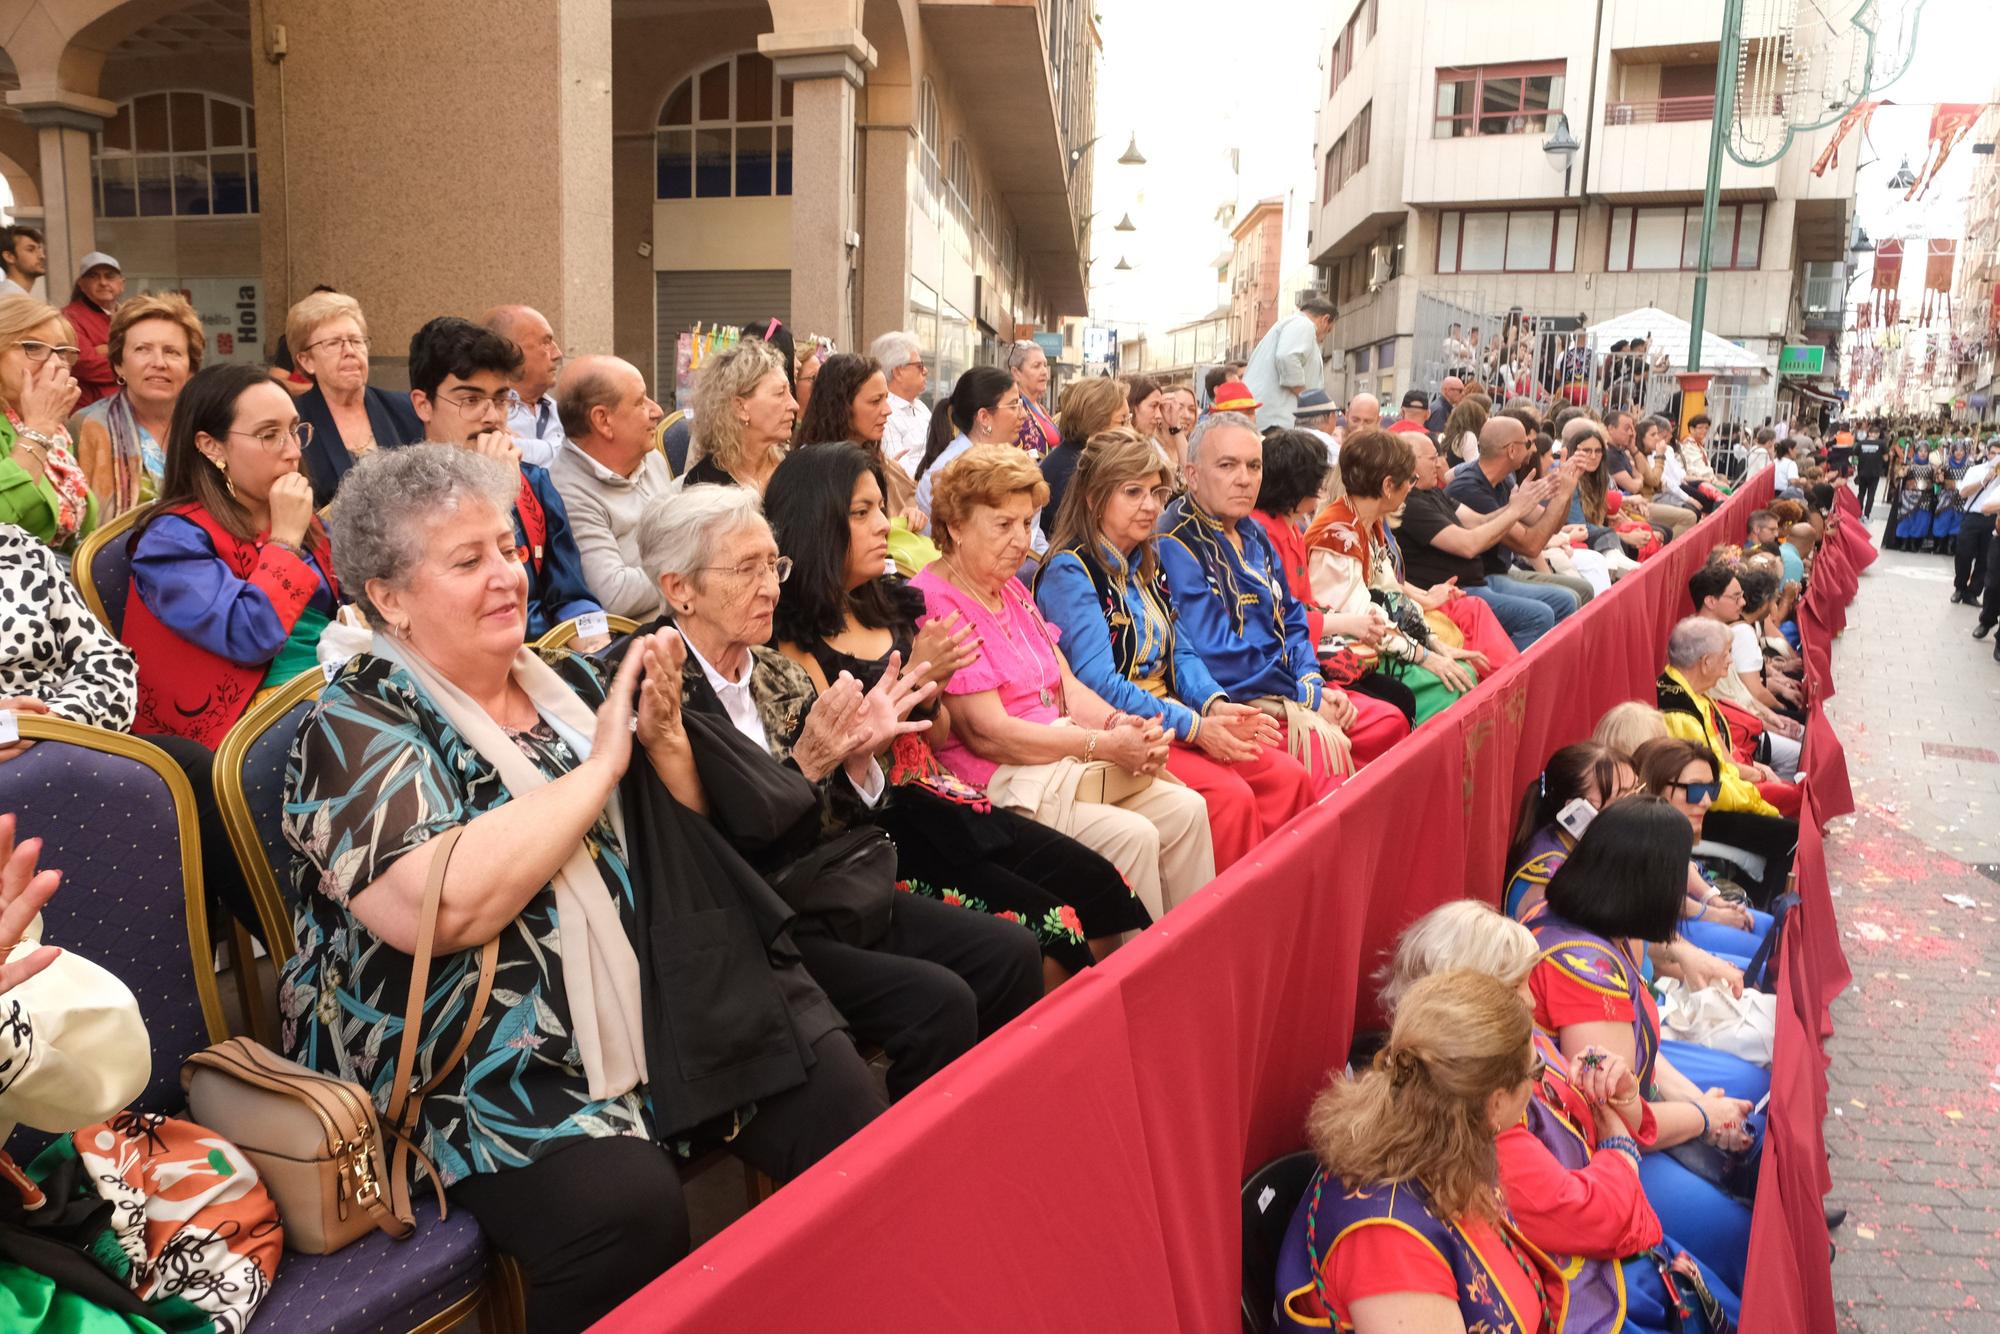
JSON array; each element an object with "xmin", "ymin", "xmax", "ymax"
[
  {"xmin": 1164, "ymin": 740, "xmax": 1324, "ymax": 873},
  {"xmin": 595, "ymin": 472, "xmax": 1846, "ymax": 1334},
  {"xmin": 1437, "ymin": 594, "xmax": 1519, "ymax": 671}
]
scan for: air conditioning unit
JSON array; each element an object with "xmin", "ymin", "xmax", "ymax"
[{"xmin": 1368, "ymin": 244, "xmax": 1393, "ymax": 290}]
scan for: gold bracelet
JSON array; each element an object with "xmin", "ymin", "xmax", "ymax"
[{"xmin": 1083, "ymin": 729, "xmax": 1099, "ymax": 761}]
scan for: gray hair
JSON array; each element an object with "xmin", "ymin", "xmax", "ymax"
[
  {"xmin": 1187, "ymin": 410, "xmax": 1258, "ymax": 465},
  {"xmin": 637, "ymin": 482, "xmax": 768, "ymax": 586},
  {"xmin": 869, "ymin": 330, "xmax": 924, "ymax": 376},
  {"xmin": 689, "ymin": 339, "xmax": 789, "ymax": 473},
  {"xmin": 329, "ymin": 444, "xmax": 519, "ymax": 622},
  {"xmin": 1666, "ymin": 615, "xmax": 1729, "ymax": 669},
  {"xmin": 1006, "ymin": 339, "xmax": 1045, "ymax": 373}
]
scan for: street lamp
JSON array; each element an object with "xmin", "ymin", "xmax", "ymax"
[
  {"xmin": 1114, "ymin": 213, "xmax": 1136, "ymax": 232},
  {"xmin": 1114, "ymin": 257, "xmax": 1133, "ymax": 271},
  {"xmin": 1117, "ymin": 133, "xmax": 1147, "ymax": 166},
  {"xmin": 1542, "ymin": 113, "xmax": 1580, "ymax": 196}
]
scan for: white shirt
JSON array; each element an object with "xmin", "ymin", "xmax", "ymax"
[
  {"xmin": 1241, "ymin": 313, "xmax": 1326, "ymax": 431},
  {"xmin": 1961, "ymin": 459, "xmax": 2000, "ymax": 514},
  {"xmin": 1658, "ymin": 448, "xmax": 1696, "ymax": 506},
  {"xmin": 915, "ymin": 434, "xmax": 1047, "ymax": 555},
  {"xmin": 882, "ymin": 392, "xmax": 933, "ymax": 478},
  {"xmin": 507, "ymin": 390, "xmax": 562, "ymax": 469},
  {"xmin": 1773, "ymin": 457, "xmax": 1799, "ymax": 492},
  {"xmin": 682, "ymin": 634, "xmax": 885, "ymax": 805},
  {"xmin": 1728, "ymin": 621, "xmax": 1762, "ymax": 676},
  {"xmin": 0, "ymin": 277, "xmax": 27, "ymax": 299}
]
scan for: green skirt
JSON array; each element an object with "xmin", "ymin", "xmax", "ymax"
[{"xmin": 262, "ymin": 603, "xmax": 332, "ymax": 688}]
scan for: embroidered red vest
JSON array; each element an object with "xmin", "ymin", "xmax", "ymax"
[
  {"xmin": 515, "ymin": 471, "xmax": 547, "ymax": 576},
  {"xmin": 126, "ymin": 503, "xmax": 337, "ymax": 747}
]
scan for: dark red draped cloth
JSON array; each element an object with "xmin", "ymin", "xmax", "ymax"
[{"xmin": 595, "ymin": 473, "xmax": 1851, "ymax": 1334}]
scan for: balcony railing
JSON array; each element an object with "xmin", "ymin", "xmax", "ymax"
[
  {"xmin": 1604, "ymin": 93, "xmax": 1783, "ymax": 126},
  {"xmin": 1802, "ymin": 264, "xmax": 1848, "ymax": 322}
]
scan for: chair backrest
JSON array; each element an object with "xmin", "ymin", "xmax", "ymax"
[
  {"xmin": 71, "ymin": 502, "xmax": 148, "ymax": 637},
  {"xmin": 654, "ymin": 410, "xmax": 686, "ymax": 475},
  {"xmin": 1240, "ymin": 1149, "xmax": 1320, "ymax": 1334},
  {"xmin": 214, "ymin": 669, "xmax": 326, "ymax": 960},
  {"xmin": 0, "ymin": 717, "xmax": 221, "ymax": 1161},
  {"xmin": 534, "ymin": 613, "xmax": 639, "ymax": 653}
]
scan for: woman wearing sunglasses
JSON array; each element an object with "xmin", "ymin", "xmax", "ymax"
[
  {"xmin": 0, "ymin": 294, "xmax": 93, "ymax": 554},
  {"xmin": 1631, "ymin": 737, "xmax": 1774, "ymax": 968},
  {"xmin": 126, "ymin": 364, "xmax": 340, "ymax": 747}
]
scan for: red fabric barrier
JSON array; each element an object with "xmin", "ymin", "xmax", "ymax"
[{"xmin": 597, "ymin": 476, "xmax": 1819, "ymax": 1334}]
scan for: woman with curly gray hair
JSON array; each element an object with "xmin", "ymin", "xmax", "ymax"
[
  {"xmin": 684, "ymin": 338, "xmax": 796, "ymax": 492},
  {"xmin": 280, "ymin": 444, "xmax": 883, "ymax": 1333}
]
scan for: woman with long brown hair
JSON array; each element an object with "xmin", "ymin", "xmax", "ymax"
[
  {"xmin": 1039, "ymin": 375, "xmax": 1127, "ymax": 531},
  {"xmin": 1275, "ymin": 970, "xmax": 1566, "ymax": 1333},
  {"xmin": 126, "ymin": 363, "xmax": 339, "ymax": 746}
]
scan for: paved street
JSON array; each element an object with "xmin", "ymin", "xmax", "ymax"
[{"xmin": 1823, "ymin": 520, "xmax": 2000, "ymax": 1332}]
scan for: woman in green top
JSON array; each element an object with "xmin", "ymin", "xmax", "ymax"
[{"xmin": 0, "ymin": 295, "xmax": 94, "ymax": 554}]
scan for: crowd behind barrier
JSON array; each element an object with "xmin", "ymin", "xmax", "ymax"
[{"xmin": 589, "ymin": 475, "xmax": 1860, "ymax": 1331}]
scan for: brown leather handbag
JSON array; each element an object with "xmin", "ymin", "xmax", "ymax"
[{"xmin": 182, "ymin": 825, "xmax": 500, "ymax": 1254}]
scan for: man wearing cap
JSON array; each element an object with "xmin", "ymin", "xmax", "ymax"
[
  {"xmin": 62, "ymin": 251, "xmax": 125, "ymax": 410},
  {"xmin": 1241, "ymin": 295, "xmax": 1336, "ymax": 431},
  {"xmin": 1389, "ymin": 389, "xmax": 1433, "ymax": 437}
]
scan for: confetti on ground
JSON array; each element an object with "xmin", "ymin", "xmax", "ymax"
[
  {"xmin": 1857, "ymin": 1227, "xmax": 1878, "ymax": 1240},
  {"xmin": 1945, "ymin": 1110, "xmax": 1965, "ymax": 1121},
  {"xmin": 1942, "ymin": 893, "xmax": 1981, "ymax": 909}
]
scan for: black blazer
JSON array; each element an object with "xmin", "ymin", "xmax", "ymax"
[{"xmin": 296, "ymin": 383, "xmax": 425, "ymax": 508}]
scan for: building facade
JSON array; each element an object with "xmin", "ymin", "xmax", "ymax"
[
  {"xmin": 1226, "ymin": 195, "xmax": 1283, "ymax": 361},
  {"xmin": 1949, "ymin": 90, "xmax": 2000, "ymax": 424},
  {"xmin": 0, "ymin": 0, "xmax": 1095, "ymax": 399},
  {"xmin": 1308, "ymin": 0, "xmax": 1858, "ymax": 412}
]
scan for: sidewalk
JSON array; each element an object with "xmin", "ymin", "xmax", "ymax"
[{"xmin": 1823, "ymin": 521, "xmax": 2000, "ymax": 1332}]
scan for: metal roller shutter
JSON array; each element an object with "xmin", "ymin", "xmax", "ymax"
[{"xmin": 654, "ymin": 269, "xmax": 791, "ymax": 386}]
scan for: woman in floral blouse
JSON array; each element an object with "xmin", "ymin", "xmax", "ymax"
[{"xmin": 278, "ymin": 445, "xmax": 882, "ymax": 1334}]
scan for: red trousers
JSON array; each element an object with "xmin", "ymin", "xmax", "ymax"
[
  {"xmin": 1164, "ymin": 740, "xmax": 1325, "ymax": 872},
  {"xmin": 1437, "ymin": 596, "xmax": 1518, "ymax": 671},
  {"xmin": 1343, "ymin": 690, "xmax": 1411, "ymax": 766},
  {"xmin": 1757, "ymin": 779, "xmax": 1802, "ymax": 818}
]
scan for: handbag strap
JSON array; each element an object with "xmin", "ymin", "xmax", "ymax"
[{"xmin": 383, "ymin": 825, "xmax": 501, "ymax": 1223}]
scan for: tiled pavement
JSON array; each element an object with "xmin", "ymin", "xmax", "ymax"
[{"xmin": 1822, "ymin": 521, "xmax": 2000, "ymax": 1333}]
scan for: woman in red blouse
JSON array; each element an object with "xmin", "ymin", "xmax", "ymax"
[{"xmin": 1276, "ymin": 969, "xmax": 1566, "ymax": 1334}]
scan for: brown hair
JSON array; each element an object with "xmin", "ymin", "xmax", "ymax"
[
  {"xmin": 1045, "ymin": 427, "xmax": 1170, "ymax": 582},
  {"xmin": 1632, "ymin": 735, "xmax": 1715, "ymax": 796},
  {"xmin": 108, "ymin": 292, "xmax": 205, "ymax": 375},
  {"xmin": 1056, "ymin": 377, "xmax": 1128, "ymax": 446},
  {"xmin": 1124, "ymin": 374, "xmax": 1161, "ymax": 415},
  {"xmin": 929, "ymin": 442, "xmax": 1049, "ymax": 555},
  {"xmin": 1337, "ymin": 426, "xmax": 1416, "ymax": 502},
  {"xmin": 1305, "ymin": 970, "xmax": 1533, "ymax": 1224}
]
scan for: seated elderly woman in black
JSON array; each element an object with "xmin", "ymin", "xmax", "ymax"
[
  {"xmin": 764, "ymin": 442, "xmax": 1150, "ymax": 988},
  {"xmin": 280, "ymin": 445, "xmax": 883, "ymax": 1334},
  {"xmin": 632, "ymin": 482, "xmax": 1043, "ymax": 1100}
]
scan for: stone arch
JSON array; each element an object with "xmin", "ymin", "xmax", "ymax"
[{"xmin": 859, "ymin": 0, "xmax": 915, "ymax": 126}]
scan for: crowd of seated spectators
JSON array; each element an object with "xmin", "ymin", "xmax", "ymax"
[{"xmin": 0, "ymin": 265, "xmax": 1847, "ymax": 1334}]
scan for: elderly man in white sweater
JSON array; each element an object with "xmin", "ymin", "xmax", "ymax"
[{"xmin": 550, "ymin": 355, "xmax": 672, "ymax": 620}]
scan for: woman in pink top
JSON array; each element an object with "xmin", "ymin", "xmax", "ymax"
[{"xmin": 911, "ymin": 443, "xmax": 1215, "ymax": 920}]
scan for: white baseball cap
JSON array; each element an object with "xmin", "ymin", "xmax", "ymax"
[{"xmin": 76, "ymin": 251, "xmax": 120, "ymax": 275}]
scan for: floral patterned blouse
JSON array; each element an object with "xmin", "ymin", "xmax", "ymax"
[{"xmin": 277, "ymin": 654, "xmax": 651, "ymax": 1185}]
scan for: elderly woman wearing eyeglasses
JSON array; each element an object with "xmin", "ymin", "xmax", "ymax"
[
  {"xmin": 127, "ymin": 364, "xmax": 339, "ymax": 747},
  {"xmin": 0, "ymin": 294, "xmax": 90, "ymax": 553},
  {"xmin": 288, "ymin": 290, "xmax": 422, "ymax": 508}
]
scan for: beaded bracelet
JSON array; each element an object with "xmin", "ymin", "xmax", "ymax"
[{"xmin": 1598, "ymin": 1134, "xmax": 1642, "ymax": 1166}]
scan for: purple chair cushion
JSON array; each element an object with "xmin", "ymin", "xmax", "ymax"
[
  {"xmin": 253, "ymin": 1197, "xmax": 488, "ymax": 1334},
  {"xmin": 238, "ymin": 697, "xmax": 316, "ymax": 915},
  {"xmin": 90, "ymin": 530, "xmax": 134, "ymax": 637}
]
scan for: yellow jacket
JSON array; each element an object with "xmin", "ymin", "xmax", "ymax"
[{"xmin": 1656, "ymin": 666, "xmax": 1779, "ymax": 817}]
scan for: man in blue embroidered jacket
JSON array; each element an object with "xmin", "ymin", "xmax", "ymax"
[
  {"xmin": 408, "ymin": 316, "xmax": 604, "ymax": 647},
  {"xmin": 1156, "ymin": 411, "xmax": 1358, "ymax": 772}
]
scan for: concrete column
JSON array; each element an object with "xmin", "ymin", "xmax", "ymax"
[
  {"xmin": 3, "ymin": 93, "xmax": 112, "ymax": 298},
  {"xmin": 249, "ymin": 0, "xmax": 613, "ymax": 380},
  {"xmin": 762, "ymin": 30, "xmax": 874, "ymax": 350},
  {"xmin": 858, "ymin": 123, "xmax": 915, "ymax": 342}
]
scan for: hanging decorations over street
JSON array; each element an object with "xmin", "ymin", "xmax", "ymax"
[
  {"xmin": 1812, "ymin": 100, "xmax": 1883, "ymax": 177},
  {"xmin": 1903, "ymin": 103, "xmax": 1982, "ymax": 200}
]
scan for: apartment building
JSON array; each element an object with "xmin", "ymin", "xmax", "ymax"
[
  {"xmin": 1226, "ymin": 196, "xmax": 1285, "ymax": 360},
  {"xmin": 1308, "ymin": 0, "xmax": 1858, "ymax": 410},
  {"xmin": 1949, "ymin": 92, "xmax": 2000, "ymax": 424}
]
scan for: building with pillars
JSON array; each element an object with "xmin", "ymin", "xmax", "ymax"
[
  {"xmin": 0, "ymin": 0, "xmax": 1095, "ymax": 396},
  {"xmin": 1307, "ymin": 0, "xmax": 1858, "ymax": 407}
]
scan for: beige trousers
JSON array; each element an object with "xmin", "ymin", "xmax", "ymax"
[
  {"xmin": 1647, "ymin": 501, "xmax": 1699, "ymax": 536},
  {"xmin": 988, "ymin": 762, "xmax": 1216, "ymax": 921}
]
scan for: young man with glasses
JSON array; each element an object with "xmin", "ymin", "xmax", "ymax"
[
  {"xmin": 408, "ymin": 316, "xmax": 605, "ymax": 648},
  {"xmin": 1689, "ymin": 564, "xmax": 1802, "ymax": 780}
]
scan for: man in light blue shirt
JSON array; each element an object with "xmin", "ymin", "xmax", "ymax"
[
  {"xmin": 484, "ymin": 304, "xmax": 567, "ymax": 468},
  {"xmin": 1240, "ymin": 295, "xmax": 1335, "ymax": 431}
]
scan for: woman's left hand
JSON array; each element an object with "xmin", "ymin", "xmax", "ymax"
[
  {"xmin": 1446, "ymin": 645, "xmax": 1491, "ymax": 675},
  {"xmin": 1411, "ymin": 580, "xmax": 1455, "ymax": 612},
  {"xmin": 1208, "ymin": 700, "xmax": 1283, "ymax": 749},
  {"xmin": 0, "ymin": 814, "xmax": 61, "ymax": 995},
  {"xmin": 845, "ymin": 651, "xmax": 935, "ymax": 759},
  {"xmin": 1425, "ymin": 651, "xmax": 1477, "ymax": 694},
  {"xmin": 633, "ymin": 630, "xmax": 689, "ymax": 755},
  {"xmin": 900, "ymin": 505, "xmax": 928, "ymax": 534},
  {"xmin": 1569, "ymin": 1045, "xmax": 1641, "ymax": 1112}
]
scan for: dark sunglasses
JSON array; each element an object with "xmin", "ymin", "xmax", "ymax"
[{"xmin": 1670, "ymin": 780, "xmax": 1721, "ymax": 805}]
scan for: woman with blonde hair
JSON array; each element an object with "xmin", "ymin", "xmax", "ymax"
[
  {"xmin": 1274, "ymin": 970, "xmax": 1566, "ymax": 1333},
  {"xmin": 0, "ymin": 294, "xmax": 90, "ymax": 551},
  {"xmin": 73, "ymin": 291, "xmax": 205, "ymax": 518},
  {"xmin": 1358, "ymin": 903, "xmax": 1742, "ymax": 1334},
  {"xmin": 288, "ymin": 289, "xmax": 422, "ymax": 507},
  {"xmin": 1039, "ymin": 375, "xmax": 1129, "ymax": 530},
  {"xmin": 1034, "ymin": 428, "xmax": 1325, "ymax": 870},
  {"xmin": 684, "ymin": 339, "xmax": 796, "ymax": 491},
  {"xmin": 1591, "ymin": 700, "xmax": 1668, "ymax": 759}
]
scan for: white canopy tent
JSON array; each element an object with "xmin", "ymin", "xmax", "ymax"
[{"xmin": 1582, "ymin": 306, "xmax": 1769, "ymax": 375}]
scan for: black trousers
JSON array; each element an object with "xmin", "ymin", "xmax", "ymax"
[
  {"xmin": 1701, "ymin": 810, "xmax": 1799, "ymax": 909},
  {"xmin": 1856, "ymin": 474, "xmax": 1881, "ymax": 517},
  {"xmin": 146, "ymin": 733, "xmax": 265, "ymax": 942},
  {"xmin": 793, "ymin": 889, "xmax": 1041, "ymax": 1101},
  {"xmin": 1958, "ymin": 513, "xmax": 1996, "ymax": 599},
  {"xmin": 1982, "ymin": 522, "xmax": 2000, "ymax": 630},
  {"xmin": 1345, "ymin": 670, "xmax": 1419, "ymax": 726},
  {"xmin": 447, "ymin": 1030, "xmax": 884, "ymax": 1334}
]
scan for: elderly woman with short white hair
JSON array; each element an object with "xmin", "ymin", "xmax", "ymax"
[
  {"xmin": 632, "ymin": 482, "xmax": 1044, "ymax": 1097},
  {"xmin": 283, "ymin": 445, "xmax": 882, "ymax": 1333},
  {"xmin": 683, "ymin": 339, "xmax": 797, "ymax": 492},
  {"xmin": 1008, "ymin": 338, "xmax": 1059, "ymax": 461},
  {"xmin": 287, "ymin": 289, "xmax": 423, "ymax": 507}
]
